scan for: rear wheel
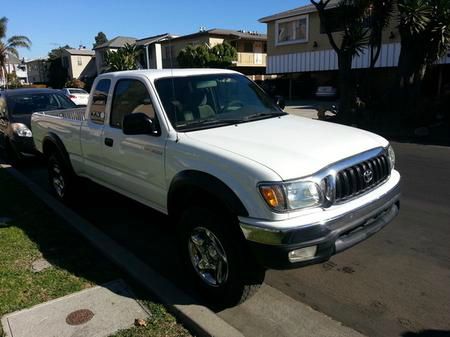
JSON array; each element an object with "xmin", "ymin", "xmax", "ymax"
[
  {"xmin": 48, "ymin": 154, "xmax": 75, "ymax": 202},
  {"xmin": 178, "ymin": 206, "xmax": 265, "ymax": 306}
]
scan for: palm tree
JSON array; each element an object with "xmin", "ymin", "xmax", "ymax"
[
  {"xmin": 105, "ymin": 43, "xmax": 139, "ymax": 72},
  {"xmin": 0, "ymin": 17, "xmax": 31, "ymax": 86},
  {"xmin": 397, "ymin": 0, "xmax": 450, "ymax": 113}
]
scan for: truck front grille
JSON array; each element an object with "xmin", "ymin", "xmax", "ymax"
[{"xmin": 335, "ymin": 153, "xmax": 390, "ymax": 202}]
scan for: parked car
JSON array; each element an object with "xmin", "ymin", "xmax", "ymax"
[
  {"xmin": 62, "ymin": 88, "xmax": 89, "ymax": 106},
  {"xmin": 31, "ymin": 69, "xmax": 400, "ymax": 305},
  {"xmin": 315, "ymin": 85, "xmax": 338, "ymax": 99},
  {"xmin": 0, "ymin": 88, "xmax": 77, "ymax": 162}
]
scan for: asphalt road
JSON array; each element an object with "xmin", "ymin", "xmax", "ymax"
[{"xmin": 5, "ymin": 141, "xmax": 450, "ymax": 337}]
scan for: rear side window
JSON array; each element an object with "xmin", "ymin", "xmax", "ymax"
[
  {"xmin": 90, "ymin": 79, "xmax": 110, "ymax": 124},
  {"xmin": 110, "ymin": 79, "xmax": 157, "ymax": 129}
]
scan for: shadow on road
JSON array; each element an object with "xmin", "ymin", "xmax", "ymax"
[{"xmin": 403, "ymin": 330, "xmax": 450, "ymax": 337}]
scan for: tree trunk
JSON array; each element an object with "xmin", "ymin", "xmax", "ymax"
[{"xmin": 337, "ymin": 51, "xmax": 355, "ymax": 124}]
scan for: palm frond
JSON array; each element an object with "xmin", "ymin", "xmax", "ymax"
[
  {"xmin": 5, "ymin": 47, "xmax": 19, "ymax": 58},
  {"xmin": 7, "ymin": 35, "xmax": 31, "ymax": 49}
]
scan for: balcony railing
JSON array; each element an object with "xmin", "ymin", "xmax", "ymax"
[{"xmin": 236, "ymin": 52, "xmax": 267, "ymax": 67}]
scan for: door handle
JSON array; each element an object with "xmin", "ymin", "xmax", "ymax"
[{"xmin": 104, "ymin": 137, "xmax": 114, "ymax": 147}]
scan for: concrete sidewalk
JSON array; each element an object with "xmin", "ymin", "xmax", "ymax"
[{"xmin": 1, "ymin": 280, "xmax": 149, "ymax": 337}]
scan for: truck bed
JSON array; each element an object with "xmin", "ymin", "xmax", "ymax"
[{"xmin": 31, "ymin": 107, "xmax": 86, "ymax": 158}]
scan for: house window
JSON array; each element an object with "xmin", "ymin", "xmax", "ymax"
[
  {"xmin": 276, "ymin": 15, "xmax": 309, "ymax": 45},
  {"xmin": 77, "ymin": 56, "xmax": 82, "ymax": 66}
]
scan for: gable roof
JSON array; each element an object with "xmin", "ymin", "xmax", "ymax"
[
  {"xmin": 259, "ymin": 0, "xmax": 339, "ymax": 23},
  {"xmin": 64, "ymin": 48, "xmax": 95, "ymax": 56},
  {"xmin": 94, "ymin": 36, "xmax": 137, "ymax": 50},
  {"xmin": 169, "ymin": 28, "xmax": 267, "ymax": 42},
  {"xmin": 136, "ymin": 33, "xmax": 176, "ymax": 46}
]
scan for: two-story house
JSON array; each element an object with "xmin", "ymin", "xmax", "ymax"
[
  {"xmin": 159, "ymin": 28, "xmax": 268, "ymax": 79},
  {"xmin": 61, "ymin": 48, "xmax": 96, "ymax": 81},
  {"xmin": 260, "ymin": 2, "xmax": 450, "ymax": 96}
]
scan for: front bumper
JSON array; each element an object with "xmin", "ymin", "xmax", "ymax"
[
  {"xmin": 240, "ymin": 180, "xmax": 401, "ymax": 269},
  {"xmin": 10, "ymin": 136, "xmax": 39, "ymax": 157}
]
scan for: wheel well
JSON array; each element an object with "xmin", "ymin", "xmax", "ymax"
[
  {"xmin": 42, "ymin": 139, "xmax": 58, "ymax": 158},
  {"xmin": 167, "ymin": 171, "xmax": 248, "ymax": 222},
  {"xmin": 41, "ymin": 134, "xmax": 74, "ymax": 174}
]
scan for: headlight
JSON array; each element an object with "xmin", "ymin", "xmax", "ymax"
[
  {"xmin": 259, "ymin": 180, "xmax": 323, "ymax": 212},
  {"xmin": 11, "ymin": 123, "xmax": 32, "ymax": 137},
  {"xmin": 387, "ymin": 145, "xmax": 395, "ymax": 170}
]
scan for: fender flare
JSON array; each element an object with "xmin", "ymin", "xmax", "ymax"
[
  {"xmin": 167, "ymin": 170, "xmax": 249, "ymax": 218},
  {"xmin": 42, "ymin": 133, "xmax": 75, "ymax": 174}
]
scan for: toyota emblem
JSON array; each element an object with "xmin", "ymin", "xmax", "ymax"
[{"xmin": 363, "ymin": 169, "xmax": 373, "ymax": 183}]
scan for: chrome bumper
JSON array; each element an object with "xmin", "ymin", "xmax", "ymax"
[{"xmin": 240, "ymin": 181, "xmax": 401, "ymax": 247}]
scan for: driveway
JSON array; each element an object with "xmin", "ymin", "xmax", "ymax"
[{"xmin": 5, "ymin": 141, "xmax": 450, "ymax": 337}]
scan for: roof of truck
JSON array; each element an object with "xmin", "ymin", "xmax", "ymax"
[{"xmin": 97, "ymin": 68, "xmax": 240, "ymax": 81}]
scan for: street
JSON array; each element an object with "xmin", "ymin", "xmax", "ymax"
[{"xmin": 8, "ymin": 141, "xmax": 450, "ymax": 337}]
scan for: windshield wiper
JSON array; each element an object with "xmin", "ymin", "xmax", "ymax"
[
  {"xmin": 176, "ymin": 118, "xmax": 243, "ymax": 129},
  {"xmin": 243, "ymin": 111, "xmax": 287, "ymax": 121}
]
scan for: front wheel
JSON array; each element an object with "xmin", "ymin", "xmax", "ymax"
[{"xmin": 178, "ymin": 207, "xmax": 265, "ymax": 306}]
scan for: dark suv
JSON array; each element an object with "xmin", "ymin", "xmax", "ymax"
[{"xmin": 0, "ymin": 88, "xmax": 76, "ymax": 162}]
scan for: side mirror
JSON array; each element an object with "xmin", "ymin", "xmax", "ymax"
[
  {"xmin": 123, "ymin": 113, "xmax": 159, "ymax": 136},
  {"xmin": 274, "ymin": 95, "xmax": 286, "ymax": 110}
]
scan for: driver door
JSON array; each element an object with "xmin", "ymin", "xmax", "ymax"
[{"xmin": 100, "ymin": 78, "xmax": 167, "ymax": 211}]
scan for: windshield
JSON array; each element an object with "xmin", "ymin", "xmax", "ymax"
[
  {"xmin": 7, "ymin": 93, "xmax": 76, "ymax": 115},
  {"xmin": 154, "ymin": 74, "xmax": 284, "ymax": 131}
]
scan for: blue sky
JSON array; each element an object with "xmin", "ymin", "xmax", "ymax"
[{"xmin": 4, "ymin": 0, "xmax": 308, "ymax": 60}]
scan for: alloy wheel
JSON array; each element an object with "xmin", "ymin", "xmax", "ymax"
[{"xmin": 188, "ymin": 227, "xmax": 229, "ymax": 287}]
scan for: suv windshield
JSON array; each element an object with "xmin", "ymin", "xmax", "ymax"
[
  {"xmin": 7, "ymin": 93, "xmax": 76, "ymax": 115},
  {"xmin": 154, "ymin": 74, "xmax": 285, "ymax": 131}
]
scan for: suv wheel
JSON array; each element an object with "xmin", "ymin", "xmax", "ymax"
[{"xmin": 179, "ymin": 206, "xmax": 265, "ymax": 306}]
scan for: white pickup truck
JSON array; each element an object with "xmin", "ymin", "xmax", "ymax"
[{"xmin": 31, "ymin": 69, "xmax": 400, "ymax": 304}]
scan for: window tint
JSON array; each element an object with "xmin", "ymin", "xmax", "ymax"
[
  {"xmin": 110, "ymin": 79, "xmax": 157, "ymax": 129},
  {"xmin": 90, "ymin": 79, "xmax": 110, "ymax": 124}
]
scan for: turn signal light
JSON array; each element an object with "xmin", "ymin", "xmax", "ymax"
[{"xmin": 259, "ymin": 185, "xmax": 285, "ymax": 210}]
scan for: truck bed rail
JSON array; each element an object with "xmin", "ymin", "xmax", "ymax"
[{"xmin": 33, "ymin": 108, "xmax": 86, "ymax": 121}]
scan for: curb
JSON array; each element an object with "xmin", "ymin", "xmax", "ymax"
[{"xmin": 0, "ymin": 163, "xmax": 244, "ymax": 337}]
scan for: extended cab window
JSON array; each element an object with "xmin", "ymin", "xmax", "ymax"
[
  {"xmin": 90, "ymin": 79, "xmax": 111, "ymax": 124},
  {"xmin": 110, "ymin": 79, "xmax": 157, "ymax": 129}
]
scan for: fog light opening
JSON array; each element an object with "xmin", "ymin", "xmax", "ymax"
[{"xmin": 288, "ymin": 246, "xmax": 317, "ymax": 263}]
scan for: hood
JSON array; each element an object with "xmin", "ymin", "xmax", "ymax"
[
  {"xmin": 10, "ymin": 114, "xmax": 32, "ymax": 128},
  {"xmin": 184, "ymin": 115, "xmax": 388, "ymax": 180}
]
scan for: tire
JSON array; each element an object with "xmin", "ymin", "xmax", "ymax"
[
  {"xmin": 48, "ymin": 154, "xmax": 75, "ymax": 202},
  {"xmin": 178, "ymin": 206, "xmax": 265, "ymax": 307}
]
